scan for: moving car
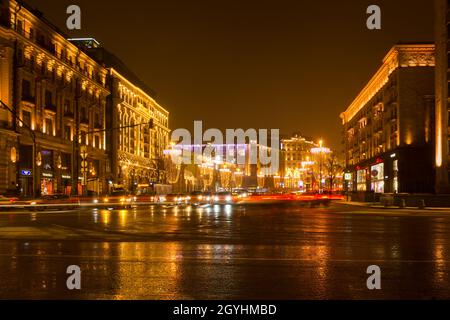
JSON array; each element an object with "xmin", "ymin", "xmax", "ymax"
[
  {"xmin": 158, "ymin": 194, "xmax": 187, "ymax": 205},
  {"xmin": 188, "ymin": 191, "xmax": 211, "ymax": 205},
  {"xmin": 213, "ymin": 192, "xmax": 234, "ymax": 204}
]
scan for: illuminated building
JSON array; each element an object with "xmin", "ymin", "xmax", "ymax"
[
  {"xmin": 0, "ymin": 0, "xmax": 109, "ymax": 196},
  {"xmin": 164, "ymin": 142, "xmax": 279, "ymax": 192},
  {"xmin": 341, "ymin": 44, "xmax": 435, "ymax": 194},
  {"xmin": 69, "ymin": 42, "xmax": 170, "ymax": 192},
  {"xmin": 281, "ymin": 134, "xmax": 317, "ymax": 190},
  {"xmin": 434, "ymin": 0, "xmax": 450, "ymax": 193}
]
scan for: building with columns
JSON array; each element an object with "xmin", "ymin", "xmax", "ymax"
[
  {"xmin": 0, "ymin": 0, "xmax": 110, "ymax": 196},
  {"xmin": 341, "ymin": 44, "xmax": 436, "ymax": 194},
  {"xmin": 69, "ymin": 41, "xmax": 170, "ymax": 193},
  {"xmin": 281, "ymin": 133, "xmax": 318, "ymax": 190}
]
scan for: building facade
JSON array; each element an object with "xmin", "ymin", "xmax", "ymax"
[
  {"xmin": 341, "ymin": 44, "xmax": 435, "ymax": 194},
  {"xmin": 108, "ymin": 68, "xmax": 169, "ymax": 192},
  {"xmin": 68, "ymin": 41, "xmax": 171, "ymax": 193},
  {"xmin": 281, "ymin": 134, "xmax": 317, "ymax": 190},
  {"xmin": 0, "ymin": 0, "xmax": 109, "ymax": 197}
]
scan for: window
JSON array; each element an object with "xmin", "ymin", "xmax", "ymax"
[
  {"xmin": 357, "ymin": 169, "xmax": 366, "ymax": 191},
  {"xmin": 94, "ymin": 135, "xmax": 100, "ymax": 149},
  {"xmin": 22, "ymin": 110, "xmax": 31, "ymax": 128},
  {"xmin": 80, "ymin": 131, "xmax": 87, "ymax": 145},
  {"xmin": 45, "ymin": 90, "xmax": 52, "ymax": 107},
  {"xmin": 370, "ymin": 163, "xmax": 384, "ymax": 193},
  {"xmin": 45, "ymin": 118, "xmax": 53, "ymax": 135},
  {"xmin": 64, "ymin": 125, "xmax": 72, "ymax": 141},
  {"xmin": 81, "ymin": 107, "xmax": 87, "ymax": 120},
  {"xmin": 22, "ymin": 79, "xmax": 32, "ymax": 100},
  {"xmin": 64, "ymin": 100, "xmax": 72, "ymax": 114}
]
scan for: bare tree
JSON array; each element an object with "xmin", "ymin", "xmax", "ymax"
[{"xmin": 326, "ymin": 154, "xmax": 342, "ymax": 191}]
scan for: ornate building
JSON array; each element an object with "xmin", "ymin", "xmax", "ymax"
[
  {"xmin": 281, "ymin": 134, "xmax": 317, "ymax": 190},
  {"xmin": 0, "ymin": 0, "xmax": 109, "ymax": 196},
  {"xmin": 341, "ymin": 44, "xmax": 435, "ymax": 194},
  {"xmin": 109, "ymin": 68, "xmax": 169, "ymax": 191},
  {"xmin": 68, "ymin": 41, "xmax": 170, "ymax": 193}
]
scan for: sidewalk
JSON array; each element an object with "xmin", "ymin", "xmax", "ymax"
[{"xmin": 341, "ymin": 200, "xmax": 450, "ymax": 212}]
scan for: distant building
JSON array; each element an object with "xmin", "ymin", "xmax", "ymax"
[
  {"xmin": 281, "ymin": 134, "xmax": 317, "ymax": 190},
  {"xmin": 340, "ymin": 44, "xmax": 435, "ymax": 194}
]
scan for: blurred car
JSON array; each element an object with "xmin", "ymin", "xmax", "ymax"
[
  {"xmin": 0, "ymin": 195, "xmax": 18, "ymax": 204},
  {"xmin": 158, "ymin": 193, "xmax": 187, "ymax": 205},
  {"xmin": 213, "ymin": 192, "xmax": 234, "ymax": 204},
  {"xmin": 97, "ymin": 190, "xmax": 135, "ymax": 208},
  {"xmin": 188, "ymin": 191, "xmax": 211, "ymax": 205},
  {"xmin": 133, "ymin": 192, "xmax": 157, "ymax": 204},
  {"xmin": 28, "ymin": 194, "xmax": 77, "ymax": 210}
]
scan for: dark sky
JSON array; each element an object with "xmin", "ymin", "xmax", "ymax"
[{"xmin": 25, "ymin": 0, "xmax": 433, "ymax": 151}]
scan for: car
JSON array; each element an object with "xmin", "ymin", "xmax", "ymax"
[
  {"xmin": 0, "ymin": 195, "xmax": 18, "ymax": 203},
  {"xmin": 28, "ymin": 194, "xmax": 77, "ymax": 210},
  {"xmin": 213, "ymin": 192, "xmax": 234, "ymax": 204},
  {"xmin": 188, "ymin": 191, "xmax": 213, "ymax": 205},
  {"xmin": 158, "ymin": 193, "xmax": 187, "ymax": 205},
  {"xmin": 133, "ymin": 191, "xmax": 157, "ymax": 204}
]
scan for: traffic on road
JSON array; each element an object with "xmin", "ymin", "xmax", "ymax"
[{"xmin": 0, "ymin": 190, "xmax": 344, "ymax": 211}]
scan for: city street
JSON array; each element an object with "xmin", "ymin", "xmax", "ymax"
[{"xmin": 1, "ymin": 202, "xmax": 450, "ymax": 299}]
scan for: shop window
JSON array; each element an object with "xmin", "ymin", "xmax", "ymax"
[
  {"xmin": 357, "ymin": 169, "xmax": 366, "ymax": 191},
  {"xmin": 370, "ymin": 163, "xmax": 384, "ymax": 193}
]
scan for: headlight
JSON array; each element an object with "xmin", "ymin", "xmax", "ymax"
[
  {"xmin": 126, "ymin": 198, "xmax": 132, "ymax": 202},
  {"xmin": 120, "ymin": 197, "xmax": 125, "ymax": 202},
  {"xmin": 198, "ymin": 195, "xmax": 203, "ymax": 200},
  {"xmin": 30, "ymin": 201, "xmax": 37, "ymax": 205},
  {"xmin": 103, "ymin": 198, "xmax": 109, "ymax": 202},
  {"xmin": 160, "ymin": 196, "xmax": 166, "ymax": 202},
  {"xmin": 226, "ymin": 196, "xmax": 232, "ymax": 202},
  {"xmin": 206, "ymin": 196, "xmax": 211, "ymax": 201},
  {"xmin": 93, "ymin": 199, "xmax": 99, "ymax": 204},
  {"xmin": 214, "ymin": 196, "xmax": 219, "ymax": 201},
  {"xmin": 186, "ymin": 196, "xmax": 191, "ymax": 200},
  {"xmin": 133, "ymin": 196, "xmax": 137, "ymax": 201}
]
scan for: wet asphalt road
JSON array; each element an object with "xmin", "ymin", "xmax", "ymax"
[{"xmin": 0, "ymin": 202, "xmax": 450, "ymax": 299}]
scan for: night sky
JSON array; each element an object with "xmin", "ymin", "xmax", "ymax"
[{"xmin": 25, "ymin": 0, "xmax": 433, "ymax": 151}]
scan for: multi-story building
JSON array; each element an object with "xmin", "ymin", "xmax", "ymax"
[
  {"xmin": 281, "ymin": 133, "xmax": 317, "ymax": 190},
  {"xmin": 341, "ymin": 44, "xmax": 435, "ymax": 194},
  {"xmin": 69, "ymin": 40, "xmax": 170, "ymax": 193},
  {"xmin": 165, "ymin": 141, "xmax": 280, "ymax": 192},
  {"xmin": 435, "ymin": 0, "xmax": 450, "ymax": 193},
  {"xmin": 0, "ymin": 0, "xmax": 109, "ymax": 196}
]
